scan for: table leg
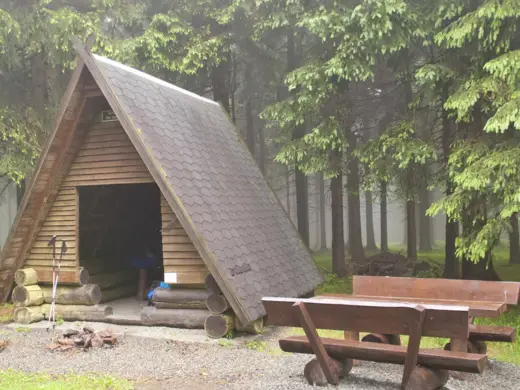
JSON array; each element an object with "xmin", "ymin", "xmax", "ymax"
[{"xmin": 344, "ymin": 331, "xmax": 360, "ymax": 366}]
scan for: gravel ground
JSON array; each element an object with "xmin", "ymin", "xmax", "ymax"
[{"xmin": 0, "ymin": 322, "xmax": 519, "ymax": 389}]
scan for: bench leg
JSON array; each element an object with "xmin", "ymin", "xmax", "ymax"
[
  {"xmin": 294, "ymin": 302, "xmax": 340, "ymax": 385},
  {"xmin": 401, "ymin": 306, "xmax": 426, "ymax": 390}
]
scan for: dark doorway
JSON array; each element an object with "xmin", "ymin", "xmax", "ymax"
[{"xmin": 78, "ymin": 183, "xmax": 163, "ymax": 301}]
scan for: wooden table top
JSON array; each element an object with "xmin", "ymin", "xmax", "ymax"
[{"xmin": 314, "ymin": 293, "xmax": 507, "ymax": 318}]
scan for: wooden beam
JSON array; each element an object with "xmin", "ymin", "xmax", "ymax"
[
  {"xmin": 402, "ymin": 305, "xmax": 426, "ymax": 389},
  {"xmin": 293, "ymin": 301, "xmax": 340, "ymax": 385}
]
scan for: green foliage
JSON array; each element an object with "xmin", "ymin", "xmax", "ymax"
[{"xmin": 0, "ymin": 370, "xmax": 133, "ymax": 390}]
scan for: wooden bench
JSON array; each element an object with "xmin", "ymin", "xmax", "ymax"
[
  {"xmin": 262, "ymin": 297, "xmax": 488, "ymax": 390},
  {"xmin": 349, "ymin": 275, "xmax": 519, "ymax": 349}
]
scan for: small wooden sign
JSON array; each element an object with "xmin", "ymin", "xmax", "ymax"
[{"xmin": 101, "ymin": 110, "xmax": 118, "ymax": 122}]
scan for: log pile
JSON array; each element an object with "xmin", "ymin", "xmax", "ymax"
[
  {"xmin": 349, "ymin": 252, "xmax": 412, "ymax": 277},
  {"xmin": 47, "ymin": 327, "xmax": 117, "ymax": 352},
  {"xmin": 85, "ymin": 264, "xmax": 138, "ymax": 303},
  {"xmin": 11, "ymin": 267, "xmax": 113, "ymax": 324}
]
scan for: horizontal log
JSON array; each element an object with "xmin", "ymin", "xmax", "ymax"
[
  {"xmin": 236, "ymin": 317, "xmax": 265, "ymax": 335},
  {"xmin": 14, "ymin": 268, "xmax": 38, "ymax": 286},
  {"xmin": 40, "ymin": 284, "xmax": 101, "ymax": 305},
  {"xmin": 13, "ymin": 306, "xmax": 45, "ymax": 324},
  {"xmin": 279, "ymin": 336, "xmax": 487, "ymax": 374},
  {"xmin": 206, "ymin": 293, "xmax": 230, "ymax": 314},
  {"xmin": 141, "ymin": 307, "xmax": 208, "ymax": 328},
  {"xmin": 152, "ymin": 288, "xmax": 209, "ymax": 309},
  {"xmin": 469, "ymin": 325, "xmax": 516, "ymax": 342},
  {"xmin": 204, "ymin": 274, "xmax": 221, "ymax": 294},
  {"xmin": 35, "ymin": 268, "xmax": 90, "ymax": 285},
  {"xmin": 204, "ymin": 313, "xmax": 235, "ymax": 339},
  {"xmin": 89, "ymin": 269, "xmax": 138, "ymax": 290},
  {"xmin": 100, "ymin": 284, "xmax": 137, "ymax": 303},
  {"xmin": 12, "ymin": 285, "xmax": 44, "ymax": 307},
  {"xmin": 40, "ymin": 304, "xmax": 113, "ymax": 321}
]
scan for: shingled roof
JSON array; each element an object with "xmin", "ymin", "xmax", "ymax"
[{"xmin": 0, "ymin": 40, "xmax": 322, "ymax": 324}]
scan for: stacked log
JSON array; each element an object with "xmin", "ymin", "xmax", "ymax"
[
  {"xmin": 202, "ymin": 274, "xmax": 265, "ymax": 338},
  {"xmin": 141, "ymin": 307, "xmax": 207, "ymax": 328},
  {"xmin": 11, "ymin": 267, "xmax": 112, "ymax": 325},
  {"xmin": 152, "ymin": 288, "xmax": 210, "ymax": 309},
  {"xmin": 82, "ymin": 266, "xmax": 139, "ymax": 303},
  {"xmin": 13, "ymin": 285, "xmax": 102, "ymax": 306},
  {"xmin": 13, "ymin": 304, "xmax": 113, "ymax": 324}
]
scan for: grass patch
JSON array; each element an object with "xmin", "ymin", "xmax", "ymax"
[
  {"xmin": 0, "ymin": 370, "xmax": 133, "ymax": 390},
  {"xmin": 0, "ymin": 304, "xmax": 13, "ymax": 324},
  {"xmin": 312, "ymin": 244, "xmax": 520, "ymax": 365}
]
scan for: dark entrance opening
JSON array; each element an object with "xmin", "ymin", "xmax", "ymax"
[{"xmin": 78, "ymin": 183, "xmax": 163, "ymax": 303}]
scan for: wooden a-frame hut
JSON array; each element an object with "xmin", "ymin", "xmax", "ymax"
[{"xmin": 0, "ymin": 39, "xmax": 322, "ymax": 331}]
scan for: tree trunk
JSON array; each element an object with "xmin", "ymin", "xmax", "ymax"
[
  {"xmin": 319, "ymin": 172, "xmax": 327, "ymax": 249},
  {"xmin": 406, "ymin": 198, "xmax": 417, "ymax": 260},
  {"xmin": 258, "ymin": 125, "xmax": 266, "ymax": 175},
  {"xmin": 365, "ymin": 191, "xmax": 377, "ymax": 251},
  {"xmin": 442, "ymin": 114, "xmax": 459, "ymax": 278},
  {"xmin": 211, "ymin": 59, "xmax": 230, "ymax": 114},
  {"xmin": 380, "ymin": 181, "xmax": 388, "ymax": 252},
  {"xmin": 346, "ymin": 132, "xmax": 364, "ymax": 262},
  {"xmin": 244, "ymin": 62, "xmax": 255, "ymax": 157},
  {"xmin": 510, "ymin": 213, "xmax": 520, "ymax": 264},
  {"xmin": 287, "ymin": 28, "xmax": 309, "ymax": 246},
  {"xmin": 331, "ymin": 175, "xmax": 346, "ymax": 277},
  {"xmin": 418, "ymin": 179, "xmax": 432, "ymax": 251},
  {"xmin": 444, "ymin": 198, "xmax": 460, "ymax": 279},
  {"xmin": 286, "ymin": 167, "xmax": 291, "ymax": 220}
]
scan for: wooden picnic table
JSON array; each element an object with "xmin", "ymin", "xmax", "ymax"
[{"xmin": 315, "ymin": 294, "xmax": 507, "ymax": 318}]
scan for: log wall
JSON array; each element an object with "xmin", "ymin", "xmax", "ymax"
[
  {"xmin": 25, "ymin": 119, "xmax": 154, "ymax": 273},
  {"xmin": 161, "ymin": 195, "xmax": 208, "ymax": 284}
]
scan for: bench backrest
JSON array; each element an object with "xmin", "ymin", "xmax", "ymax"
[
  {"xmin": 262, "ymin": 297, "xmax": 470, "ymax": 339},
  {"xmin": 353, "ymin": 276, "xmax": 520, "ymax": 305}
]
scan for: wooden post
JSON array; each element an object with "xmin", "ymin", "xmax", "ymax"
[
  {"xmin": 344, "ymin": 331, "xmax": 360, "ymax": 366},
  {"xmin": 293, "ymin": 301, "xmax": 340, "ymax": 385},
  {"xmin": 401, "ymin": 305, "xmax": 426, "ymax": 390}
]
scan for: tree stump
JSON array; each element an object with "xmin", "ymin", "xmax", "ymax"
[{"xmin": 204, "ymin": 313, "xmax": 235, "ymax": 338}]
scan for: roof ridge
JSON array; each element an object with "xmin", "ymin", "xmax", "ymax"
[{"xmin": 92, "ymin": 54, "xmax": 219, "ymax": 107}]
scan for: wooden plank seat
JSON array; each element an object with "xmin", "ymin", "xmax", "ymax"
[
  {"xmin": 262, "ymin": 297, "xmax": 488, "ymax": 390},
  {"xmin": 334, "ymin": 275, "xmax": 520, "ymax": 349}
]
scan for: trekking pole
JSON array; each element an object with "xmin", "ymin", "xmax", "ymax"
[
  {"xmin": 50, "ymin": 240, "xmax": 67, "ymax": 328},
  {"xmin": 47, "ymin": 235, "xmax": 57, "ymax": 328}
]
